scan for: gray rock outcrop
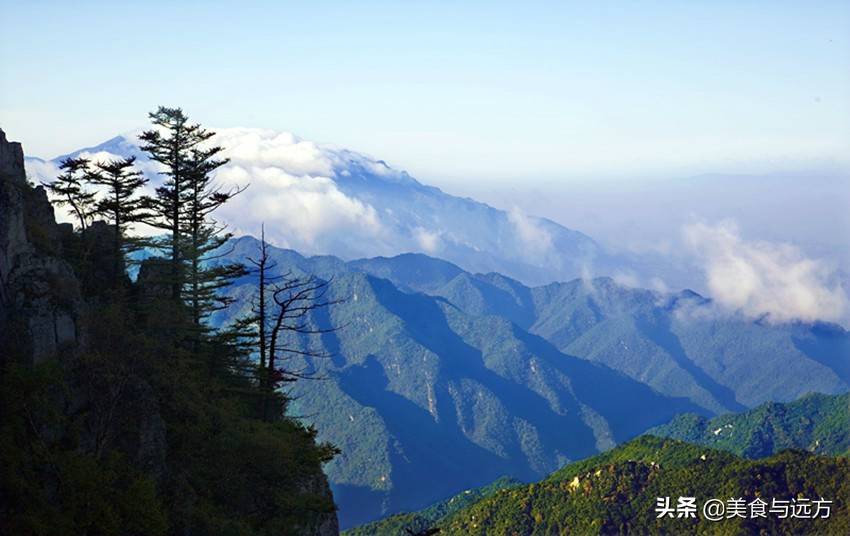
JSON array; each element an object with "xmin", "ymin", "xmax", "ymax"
[{"xmin": 0, "ymin": 128, "xmax": 82, "ymax": 364}]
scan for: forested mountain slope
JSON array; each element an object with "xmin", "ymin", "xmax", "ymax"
[
  {"xmin": 215, "ymin": 238, "xmax": 700, "ymax": 527},
  {"xmin": 651, "ymin": 392, "xmax": 850, "ymax": 458},
  {"xmin": 350, "ymin": 391, "xmax": 850, "ymax": 535},
  {"xmin": 439, "ymin": 436, "xmax": 850, "ymax": 535},
  {"xmin": 212, "ymin": 238, "xmax": 850, "ymax": 527},
  {"xmin": 352, "ymin": 251, "xmax": 850, "ymax": 414}
]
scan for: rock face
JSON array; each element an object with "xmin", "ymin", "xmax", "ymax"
[
  {"xmin": 0, "ymin": 130, "xmax": 26, "ymax": 304},
  {"xmin": 0, "ymin": 128, "xmax": 82, "ymax": 364},
  {"xmin": 0, "ymin": 129, "xmax": 24, "ymax": 179},
  {"xmin": 302, "ymin": 472, "xmax": 341, "ymax": 536}
]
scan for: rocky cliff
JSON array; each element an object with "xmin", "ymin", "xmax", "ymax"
[{"xmin": 0, "ymin": 128, "xmax": 82, "ymax": 364}]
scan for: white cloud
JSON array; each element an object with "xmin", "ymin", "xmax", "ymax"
[
  {"xmin": 215, "ymin": 128, "xmax": 334, "ymax": 177},
  {"xmin": 508, "ymin": 207, "xmax": 554, "ymax": 262},
  {"xmin": 215, "ymin": 164, "xmax": 385, "ymax": 253},
  {"xmin": 612, "ymin": 270, "xmax": 639, "ymax": 288},
  {"xmin": 204, "ymin": 129, "xmax": 414, "ymax": 256},
  {"xmin": 24, "ymin": 158, "xmax": 61, "ymax": 187},
  {"xmin": 24, "ymin": 126, "xmax": 620, "ymax": 284},
  {"xmin": 26, "ymin": 128, "xmax": 394, "ymax": 255},
  {"xmin": 413, "ymin": 226, "xmax": 442, "ymax": 253},
  {"xmin": 683, "ymin": 220, "xmax": 847, "ymax": 323},
  {"xmin": 648, "ymin": 277, "xmax": 669, "ymax": 293}
]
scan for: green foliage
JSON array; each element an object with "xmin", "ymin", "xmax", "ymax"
[
  {"xmin": 354, "ymin": 256, "xmax": 850, "ymax": 415},
  {"xmin": 438, "ymin": 437, "xmax": 850, "ymax": 535},
  {"xmin": 138, "ymin": 105, "xmax": 245, "ymax": 319},
  {"xmin": 0, "ymin": 361, "xmax": 168, "ymax": 536},
  {"xmin": 1, "ymin": 117, "xmax": 338, "ymax": 534},
  {"xmin": 343, "ymin": 476, "xmax": 520, "ymax": 536},
  {"xmin": 343, "ymin": 392, "xmax": 850, "ymax": 534},
  {"xmin": 42, "ymin": 156, "xmax": 97, "ymax": 231},
  {"xmin": 213, "ymin": 243, "xmax": 700, "ymax": 528},
  {"xmin": 650, "ymin": 392, "xmax": 850, "ymax": 458},
  {"xmin": 0, "ymin": 290, "xmax": 338, "ymax": 535}
]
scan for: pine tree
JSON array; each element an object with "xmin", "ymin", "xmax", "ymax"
[
  {"xmin": 139, "ymin": 106, "xmax": 245, "ymax": 323},
  {"xmin": 138, "ymin": 107, "xmax": 208, "ymax": 301},
  {"xmin": 87, "ymin": 156, "xmax": 149, "ymax": 284},
  {"xmin": 180, "ymin": 144, "xmax": 246, "ymax": 327},
  {"xmin": 43, "ymin": 157, "xmax": 97, "ymax": 231}
]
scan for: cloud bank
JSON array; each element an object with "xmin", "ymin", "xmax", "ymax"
[
  {"xmin": 27, "ymin": 128, "xmax": 397, "ymax": 256},
  {"xmin": 215, "ymin": 163, "xmax": 385, "ymax": 253},
  {"xmin": 683, "ymin": 220, "xmax": 847, "ymax": 323}
]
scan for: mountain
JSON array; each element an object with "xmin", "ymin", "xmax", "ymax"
[
  {"xmin": 347, "ymin": 252, "xmax": 850, "ymax": 416},
  {"xmin": 214, "ymin": 237, "xmax": 703, "ymax": 528},
  {"xmin": 212, "ymin": 237, "xmax": 850, "ymax": 528},
  {"xmin": 436, "ymin": 436, "xmax": 850, "ymax": 535},
  {"xmin": 350, "ymin": 391, "xmax": 850, "ymax": 534},
  {"xmin": 650, "ymin": 392, "xmax": 850, "ymax": 458},
  {"xmin": 24, "ymin": 128, "xmax": 630, "ymax": 287}
]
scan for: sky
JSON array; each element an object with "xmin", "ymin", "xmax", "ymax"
[
  {"xmin": 4, "ymin": 1, "xmax": 850, "ymax": 324},
  {"xmin": 1, "ymin": 0, "xmax": 849, "ymax": 184}
]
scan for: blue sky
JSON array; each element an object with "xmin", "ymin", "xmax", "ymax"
[{"xmin": 1, "ymin": 1, "xmax": 848, "ymax": 183}]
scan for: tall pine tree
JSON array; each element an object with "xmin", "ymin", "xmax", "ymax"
[
  {"xmin": 88, "ymin": 156, "xmax": 149, "ymax": 284},
  {"xmin": 180, "ymin": 145, "xmax": 246, "ymax": 327},
  {"xmin": 139, "ymin": 106, "xmax": 245, "ymax": 322},
  {"xmin": 138, "ymin": 107, "xmax": 207, "ymax": 301}
]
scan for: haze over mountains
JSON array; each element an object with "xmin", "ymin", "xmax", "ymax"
[
  {"xmin": 213, "ymin": 237, "xmax": 849, "ymax": 527},
  {"xmin": 25, "ymin": 129, "xmax": 617, "ymax": 287},
  {"xmin": 26, "ymin": 128, "xmax": 849, "ymax": 327}
]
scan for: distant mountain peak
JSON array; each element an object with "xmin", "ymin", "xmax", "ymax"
[{"xmin": 26, "ymin": 127, "xmax": 622, "ymax": 287}]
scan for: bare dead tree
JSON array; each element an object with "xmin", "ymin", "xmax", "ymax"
[
  {"xmin": 262, "ymin": 273, "xmax": 342, "ymax": 420},
  {"xmin": 236, "ymin": 228, "xmax": 343, "ymax": 421},
  {"xmin": 243, "ymin": 225, "xmax": 281, "ymax": 372}
]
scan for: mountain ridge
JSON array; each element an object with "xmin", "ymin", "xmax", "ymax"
[
  {"xmin": 24, "ymin": 128, "xmax": 653, "ymax": 288},
  {"xmin": 349, "ymin": 392, "xmax": 850, "ymax": 535},
  {"xmin": 440, "ymin": 436, "xmax": 850, "ymax": 535},
  {"xmin": 650, "ymin": 392, "xmax": 850, "ymax": 458},
  {"xmin": 212, "ymin": 237, "xmax": 707, "ymax": 527},
  {"xmin": 208, "ymin": 237, "xmax": 849, "ymax": 527}
]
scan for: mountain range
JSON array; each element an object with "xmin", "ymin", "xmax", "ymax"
[
  {"xmin": 650, "ymin": 392, "xmax": 850, "ymax": 459},
  {"xmin": 437, "ymin": 436, "xmax": 850, "ymax": 535},
  {"xmin": 348, "ymin": 392, "xmax": 850, "ymax": 535},
  {"xmin": 24, "ymin": 129, "xmax": 850, "ymax": 529},
  {"xmin": 213, "ymin": 237, "xmax": 702, "ymax": 527},
  {"xmin": 25, "ymin": 128, "xmax": 680, "ymax": 288},
  {"xmin": 211, "ymin": 237, "xmax": 850, "ymax": 527}
]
